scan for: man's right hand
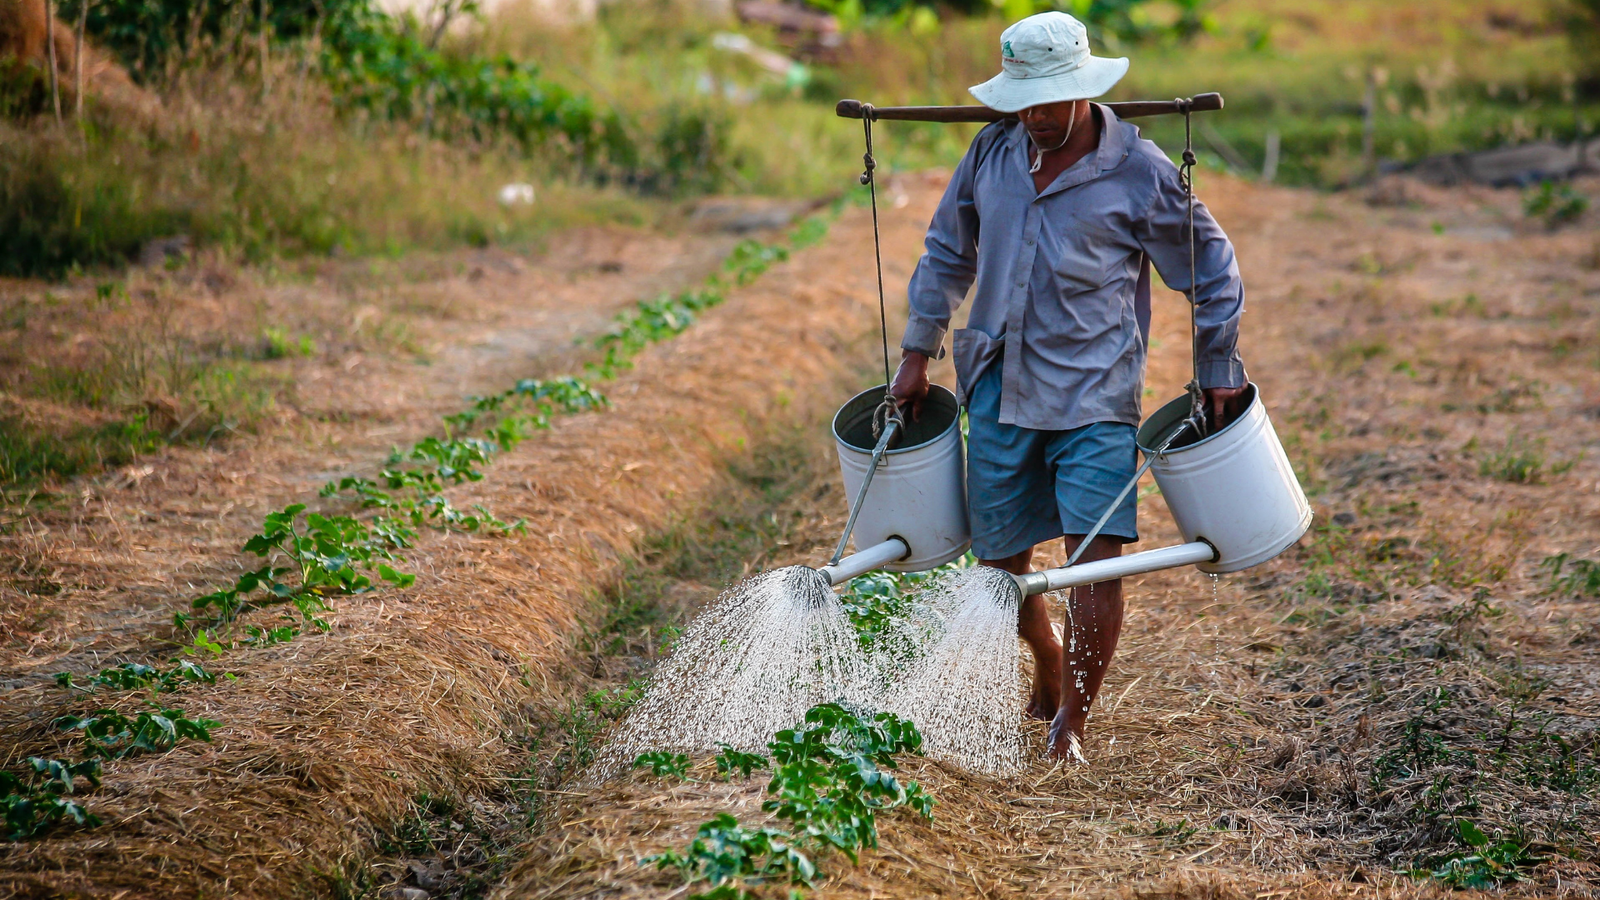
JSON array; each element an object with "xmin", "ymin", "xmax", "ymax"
[{"xmin": 889, "ymin": 351, "xmax": 931, "ymax": 422}]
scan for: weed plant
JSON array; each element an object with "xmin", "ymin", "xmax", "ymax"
[
  {"xmin": 1524, "ymin": 180, "xmax": 1590, "ymax": 228},
  {"xmin": 1477, "ymin": 436, "xmax": 1576, "ymax": 484},
  {"xmin": 1541, "ymin": 553, "xmax": 1600, "ymax": 599},
  {"xmin": 1410, "ymin": 820, "xmax": 1545, "ymax": 889}
]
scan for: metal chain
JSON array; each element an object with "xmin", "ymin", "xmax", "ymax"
[
  {"xmin": 1178, "ymin": 101, "xmax": 1208, "ymax": 440},
  {"xmin": 860, "ymin": 108, "xmax": 895, "ymax": 408}
]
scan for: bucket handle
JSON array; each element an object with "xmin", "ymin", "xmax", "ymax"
[
  {"xmin": 1058, "ymin": 415, "xmax": 1196, "ymax": 571},
  {"xmin": 828, "ymin": 415, "xmax": 901, "ymax": 567}
]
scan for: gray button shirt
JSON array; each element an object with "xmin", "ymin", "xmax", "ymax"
[{"xmin": 902, "ymin": 105, "xmax": 1247, "ymax": 431}]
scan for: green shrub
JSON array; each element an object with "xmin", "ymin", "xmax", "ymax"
[{"xmin": 0, "ymin": 128, "xmax": 194, "ymax": 277}]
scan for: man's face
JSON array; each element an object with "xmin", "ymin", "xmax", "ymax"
[{"xmin": 1019, "ymin": 99, "xmax": 1080, "ymax": 146}]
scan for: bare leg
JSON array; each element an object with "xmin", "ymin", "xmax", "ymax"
[
  {"xmin": 981, "ymin": 546, "xmax": 1060, "ymax": 721},
  {"xmin": 1048, "ymin": 534, "xmax": 1124, "ymax": 761}
]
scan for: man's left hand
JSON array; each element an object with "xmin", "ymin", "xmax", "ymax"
[{"xmin": 1203, "ymin": 386, "xmax": 1248, "ymax": 432}]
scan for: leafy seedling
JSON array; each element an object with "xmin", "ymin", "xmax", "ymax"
[
  {"xmin": 634, "ymin": 751, "xmax": 693, "ymax": 779},
  {"xmin": 715, "ymin": 745, "xmax": 768, "ymax": 780}
]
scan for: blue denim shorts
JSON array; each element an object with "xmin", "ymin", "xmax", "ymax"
[{"xmin": 965, "ymin": 363, "xmax": 1139, "ymax": 560}]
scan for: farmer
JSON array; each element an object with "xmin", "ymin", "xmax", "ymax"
[{"xmin": 889, "ymin": 11, "xmax": 1247, "ymax": 762}]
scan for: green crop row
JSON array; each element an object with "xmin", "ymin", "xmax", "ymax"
[
  {"xmin": 5, "ymin": 659, "xmax": 228, "ymax": 840},
  {"xmin": 14, "ymin": 211, "xmax": 834, "ymax": 847}
]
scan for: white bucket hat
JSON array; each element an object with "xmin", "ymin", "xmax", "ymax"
[{"xmin": 969, "ymin": 12, "xmax": 1129, "ymax": 113}]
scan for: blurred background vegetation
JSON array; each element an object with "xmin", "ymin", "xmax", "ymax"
[{"xmin": 0, "ymin": 0, "xmax": 1597, "ymax": 279}]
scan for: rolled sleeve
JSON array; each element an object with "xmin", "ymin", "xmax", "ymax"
[
  {"xmin": 903, "ymin": 138, "xmax": 983, "ymax": 358},
  {"xmin": 1136, "ymin": 161, "xmax": 1247, "ymax": 390}
]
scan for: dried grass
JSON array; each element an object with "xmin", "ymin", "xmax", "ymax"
[
  {"xmin": 4, "ymin": 169, "xmax": 1600, "ymax": 899},
  {"xmin": 494, "ymin": 173, "xmax": 1600, "ymax": 899},
  {"xmin": 0, "ymin": 178, "xmax": 937, "ymax": 897}
]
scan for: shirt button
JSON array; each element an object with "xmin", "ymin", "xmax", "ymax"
[{"xmin": 1025, "ymin": 238, "xmax": 1035, "ymax": 246}]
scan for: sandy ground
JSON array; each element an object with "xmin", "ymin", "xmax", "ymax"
[{"xmin": 2, "ymin": 169, "xmax": 1599, "ymax": 898}]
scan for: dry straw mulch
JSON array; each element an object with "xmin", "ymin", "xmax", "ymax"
[
  {"xmin": 494, "ymin": 175, "xmax": 1600, "ymax": 899},
  {"xmin": 0, "ymin": 179, "xmax": 939, "ymax": 898}
]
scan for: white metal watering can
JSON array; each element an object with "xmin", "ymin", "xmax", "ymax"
[
  {"xmin": 816, "ymin": 90, "xmax": 1310, "ymax": 593},
  {"xmin": 812, "ymin": 383, "xmax": 1312, "ymax": 594},
  {"xmin": 818, "ymin": 384, "xmax": 969, "ymax": 584}
]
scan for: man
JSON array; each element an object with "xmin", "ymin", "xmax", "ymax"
[{"xmin": 889, "ymin": 11, "xmax": 1247, "ymax": 762}]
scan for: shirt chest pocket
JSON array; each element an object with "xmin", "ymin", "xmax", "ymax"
[{"xmin": 1036, "ymin": 213, "xmax": 1127, "ymax": 296}]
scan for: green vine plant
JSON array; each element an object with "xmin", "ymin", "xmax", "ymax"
[
  {"xmin": 838, "ymin": 553, "xmax": 975, "ymax": 655},
  {"xmin": 178, "ymin": 217, "xmax": 833, "ymax": 657},
  {"xmin": 53, "ymin": 659, "xmax": 225, "ymax": 695},
  {"xmin": 2, "ymin": 758, "xmax": 101, "ymax": 841},
  {"xmin": 176, "ymin": 502, "xmax": 416, "ymax": 645},
  {"xmin": 641, "ymin": 703, "xmax": 933, "ymax": 900},
  {"xmin": 4, "ymin": 661, "xmax": 226, "ymax": 841},
  {"xmin": 588, "ymin": 289, "xmax": 724, "ymax": 380}
]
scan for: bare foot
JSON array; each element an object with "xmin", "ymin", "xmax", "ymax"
[
  {"xmin": 1046, "ymin": 712, "xmax": 1088, "ymax": 763},
  {"xmin": 1025, "ymin": 631, "xmax": 1062, "ymax": 721}
]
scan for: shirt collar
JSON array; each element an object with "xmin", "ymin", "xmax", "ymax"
[{"xmin": 1011, "ymin": 103, "xmax": 1131, "ymax": 198}]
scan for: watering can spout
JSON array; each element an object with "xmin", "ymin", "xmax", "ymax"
[
  {"xmin": 817, "ymin": 537, "xmax": 910, "ymax": 586},
  {"xmin": 1010, "ymin": 540, "xmax": 1220, "ymax": 597}
]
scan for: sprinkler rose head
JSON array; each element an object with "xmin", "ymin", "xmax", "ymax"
[{"xmin": 791, "ymin": 567, "xmax": 835, "ymax": 607}]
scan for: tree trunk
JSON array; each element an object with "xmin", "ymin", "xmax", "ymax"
[
  {"xmin": 45, "ymin": 0, "xmax": 62, "ymax": 123},
  {"xmin": 259, "ymin": 0, "xmax": 270, "ymax": 100},
  {"xmin": 75, "ymin": 0, "xmax": 87, "ymax": 119}
]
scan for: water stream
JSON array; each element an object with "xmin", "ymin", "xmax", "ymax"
[
  {"xmin": 594, "ymin": 565, "xmax": 878, "ymax": 777},
  {"xmin": 882, "ymin": 566, "xmax": 1027, "ymax": 776},
  {"xmin": 594, "ymin": 563, "xmax": 1028, "ymax": 778}
]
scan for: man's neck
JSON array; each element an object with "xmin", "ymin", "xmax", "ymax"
[{"xmin": 1031, "ymin": 103, "xmax": 1103, "ymax": 192}]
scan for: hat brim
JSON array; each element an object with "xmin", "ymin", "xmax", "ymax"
[{"xmin": 968, "ymin": 56, "xmax": 1129, "ymax": 114}]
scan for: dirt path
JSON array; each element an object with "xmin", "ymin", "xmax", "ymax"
[{"xmin": 492, "ymin": 175, "xmax": 1600, "ymax": 899}]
